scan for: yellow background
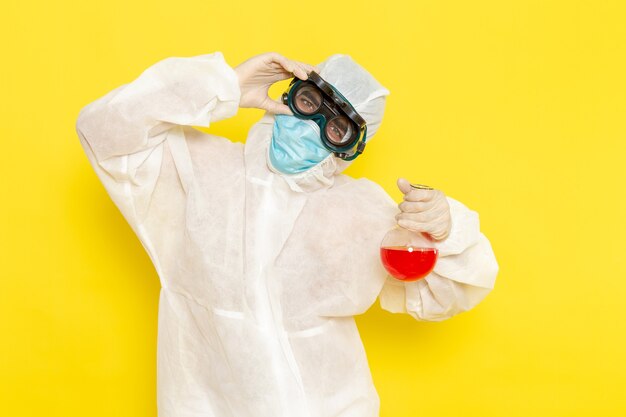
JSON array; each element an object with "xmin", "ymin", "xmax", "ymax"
[{"xmin": 1, "ymin": 0, "xmax": 625, "ymax": 415}]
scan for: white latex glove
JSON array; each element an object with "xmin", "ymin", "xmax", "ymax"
[
  {"xmin": 234, "ymin": 52, "xmax": 319, "ymax": 115},
  {"xmin": 395, "ymin": 178, "xmax": 452, "ymax": 241}
]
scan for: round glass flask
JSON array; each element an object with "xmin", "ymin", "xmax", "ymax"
[{"xmin": 380, "ymin": 184, "xmax": 439, "ymax": 282}]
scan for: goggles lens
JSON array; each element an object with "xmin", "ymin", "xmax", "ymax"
[
  {"xmin": 293, "ymin": 85, "xmax": 323, "ymax": 115},
  {"xmin": 325, "ymin": 115, "xmax": 354, "ymax": 145}
]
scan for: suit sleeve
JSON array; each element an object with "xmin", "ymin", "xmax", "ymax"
[
  {"xmin": 75, "ymin": 52, "xmax": 241, "ymax": 238},
  {"xmin": 379, "ymin": 196, "xmax": 499, "ymax": 321},
  {"xmin": 76, "ymin": 51, "xmax": 240, "ymax": 174}
]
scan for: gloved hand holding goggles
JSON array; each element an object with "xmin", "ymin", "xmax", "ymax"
[{"xmin": 281, "ymin": 72, "xmax": 368, "ymax": 161}]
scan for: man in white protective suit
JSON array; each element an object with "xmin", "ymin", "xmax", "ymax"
[{"xmin": 76, "ymin": 51, "xmax": 499, "ymax": 417}]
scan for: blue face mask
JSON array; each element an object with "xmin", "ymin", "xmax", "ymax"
[{"xmin": 268, "ymin": 114, "xmax": 332, "ymax": 175}]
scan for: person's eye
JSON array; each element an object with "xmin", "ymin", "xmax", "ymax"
[{"xmin": 331, "ymin": 126, "xmax": 343, "ymax": 139}]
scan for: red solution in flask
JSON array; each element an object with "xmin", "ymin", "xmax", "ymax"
[{"xmin": 380, "ymin": 246, "xmax": 439, "ymax": 281}]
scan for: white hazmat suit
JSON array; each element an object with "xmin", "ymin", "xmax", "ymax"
[{"xmin": 76, "ymin": 51, "xmax": 499, "ymax": 417}]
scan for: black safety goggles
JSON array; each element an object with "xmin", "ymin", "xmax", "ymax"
[{"xmin": 281, "ymin": 72, "xmax": 367, "ymax": 161}]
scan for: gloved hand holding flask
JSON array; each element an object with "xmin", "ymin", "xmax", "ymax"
[{"xmin": 380, "ymin": 179, "xmax": 452, "ymax": 281}]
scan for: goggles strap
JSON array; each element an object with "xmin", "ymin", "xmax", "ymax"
[{"xmin": 337, "ymin": 141, "xmax": 366, "ymax": 161}]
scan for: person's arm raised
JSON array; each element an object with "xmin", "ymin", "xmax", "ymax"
[{"xmin": 76, "ymin": 52, "xmax": 241, "ymax": 169}]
